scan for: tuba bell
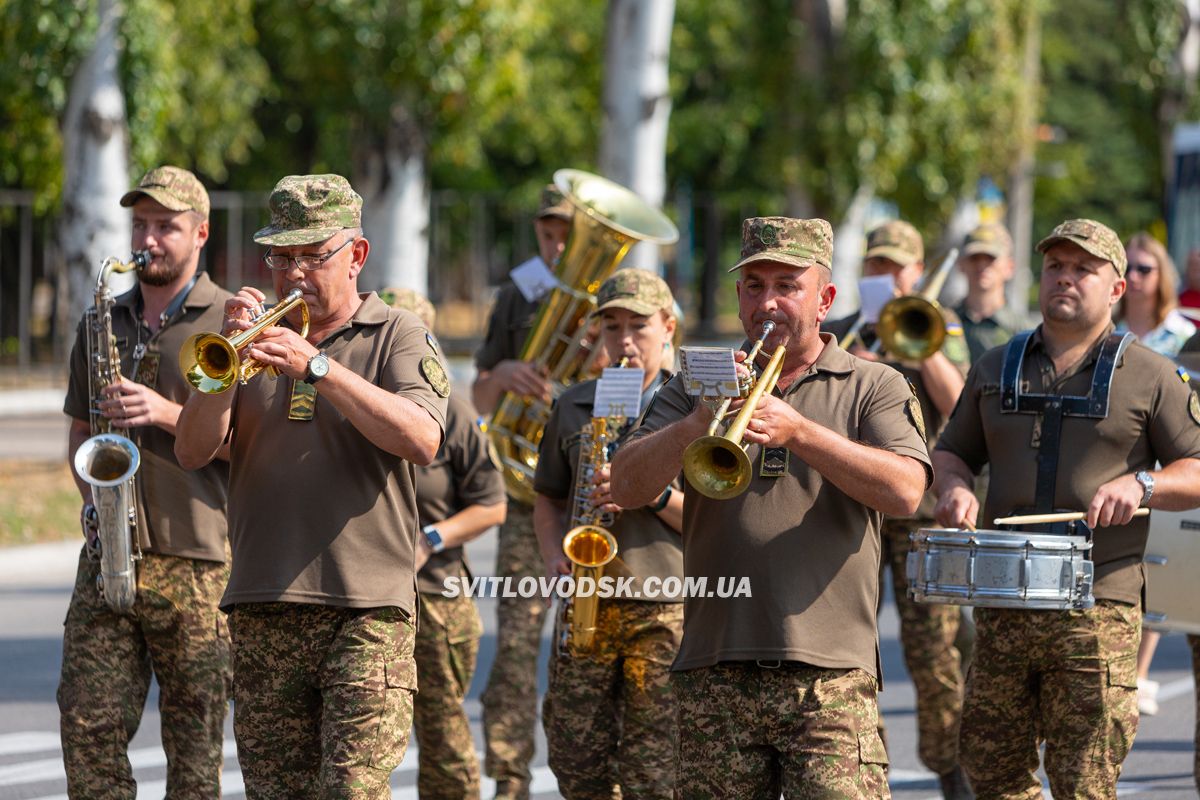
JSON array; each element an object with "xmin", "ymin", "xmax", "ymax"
[
  {"xmin": 180, "ymin": 288, "xmax": 309, "ymax": 393},
  {"xmin": 683, "ymin": 322, "xmax": 786, "ymax": 500},
  {"xmin": 488, "ymin": 169, "xmax": 679, "ymax": 505}
]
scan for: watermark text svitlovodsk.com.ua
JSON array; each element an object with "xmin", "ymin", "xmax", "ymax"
[{"xmin": 443, "ymin": 575, "xmax": 752, "ymax": 601}]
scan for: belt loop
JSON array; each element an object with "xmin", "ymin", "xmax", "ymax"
[{"xmin": 756, "ymin": 659, "xmax": 782, "ymax": 669}]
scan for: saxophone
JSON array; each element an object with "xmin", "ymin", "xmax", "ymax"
[
  {"xmin": 73, "ymin": 251, "xmax": 149, "ymax": 614},
  {"xmin": 559, "ymin": 416, "xmax": 620, "ymax": 656}
]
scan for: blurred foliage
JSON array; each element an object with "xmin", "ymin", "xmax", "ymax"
[
  {"xmin": 0, "ymin": 0, "xmax": 268, "ymax": 212},
  {"xmin": 0, "ymin": 0, "xmax": 1194, "ymax": 247}
]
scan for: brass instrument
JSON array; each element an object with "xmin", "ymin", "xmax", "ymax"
[
  {"xmin": 683, "ymin": 322, "xmax": 786, "ymax": 500},
  {"xmin": 77, "ymin": 251, "xmax": 150, "ymax": 614},
  {"xmin": 180, "ymin": 288, "xmax": 310, "ymax": 393},
  {"xmin": 560, "ymin": 416, "xmax": 620, "ymax": 656},
  {"xmin": 489, "ymin": 169, "xmax": 679, "ymax": 505},
  {"xmin": 841, "ymin": 247, "xmax": 959, "ymax": 360}
]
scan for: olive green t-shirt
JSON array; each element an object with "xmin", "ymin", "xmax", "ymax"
[
  {"xmin": 474, "ymin": 281, "xmax": 540, "ymax": 371},
  {"xmin": 222, "ymin": 294, "xmax": 449, "ymax": 612},
  {"xmin": 823, "ymin": 309, "xmax": 970, "ymax": 520},
  {"xmin": 936, "ymin": 325, "xmax": 1200, "ymax": 604},
  {"xmin": 628, "ymin": 334, "xmax": 932, "ymax": 675},
  {"xmin": 413, "ymin": 393, "xmax": 506, "ymax": 594},
  {"xmin": 64, "ymin": 271, "xmax": 232, "ymax": 562},
  {"xmin": 534, "ymin": 374, "xmax": 684, "ymax": 602}
]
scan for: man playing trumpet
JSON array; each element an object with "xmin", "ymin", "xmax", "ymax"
[
  {"xmin": 933, "ymin": 219, "xmax": 1200, "ymax": 798},
  {"xmin": 176, "ymin": 174, "xmax": 449, "ymax": 799},
  {"xmin": 612, "ymin": 217, "xmax": 931, "ymax": 797},
  {"xmin": 534, "ymin": 269, "xmax": 685, "ymax": 799},
  {"xmin": 823, "ymin": 219, "xmax": 973, "ymax": 798}
]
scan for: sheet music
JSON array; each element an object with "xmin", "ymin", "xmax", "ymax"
[
  {"xmin": 593, "ymin": 367, "xmax": 643, "ymax": 419},
  {"xmin": 510, "ymin": 256, "xmax": 559, "ymax": 303},
  {"xmin": 679, "ymin": 347, "xmax": 741, "ymax": 397}
]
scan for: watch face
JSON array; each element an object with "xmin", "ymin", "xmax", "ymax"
[{"xmin": 310, "ymin": 355, "xmax": 330, "ymax": 378}]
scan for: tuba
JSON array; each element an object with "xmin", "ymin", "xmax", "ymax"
[
  {"xmin": 682, "ymin": 322, "xmax": 785, "ymax": 500},
  {"xmin": 77, "ymin": 251, "xmax": 150, "ymax": 614},
  {"xmin": 559, "ymin": 416, "xmax": 620, "ymax": 656},
  {"xmin": 488, "ymin": 169, "xmax": 678, "ymax": 505},
  {"xmin": 179, "ymin": 288, "xmax": 309, "ymax": 393}
]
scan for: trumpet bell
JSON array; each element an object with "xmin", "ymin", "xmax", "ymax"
[
  {"xmin": 179, "ymin": 332, "xmax": 241, "ymax": 394},
  {"xmin": 683, "ymin": 435, "xmax": 753, "ymax": 500},
  {"xmin": 563, "ymin": 525, "xmax": 618, "ymax": 568},
  {"xmin": 878, "ymin": 297, "xmax": 947, "ymax": 361}
]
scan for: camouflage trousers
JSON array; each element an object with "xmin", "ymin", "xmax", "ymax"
[
  {"xmin": 228, "ymin": 603, "xmax": 417, "ymax": 800},
  {"xmin": 672, "ymin": 661, "xmax": 890, "ymax": 800},
  {"xmin": 58, "ymin": 547, "xmax": 231, "ymax": 800},
  {"xmin": 960, "ymin": 600, "xmax": 1141, "ymax": 799},
  {"xmin": 1191, "ymin": 634, "xmax": 1199, "ymax": 792},
  {"xmin": 881, "ymin": 519, "xmax": 965, "ymax": 776},
  {"xmin": 543, "ymin": 600, "xmax": 683, "ymax": 799},
  {"xmin": 414, "ymin": 591, "xmax": 484, "ymax": 800},
  {"xmin": 481, "ymin": 505, "xmax": 549, "ymax": 798}
]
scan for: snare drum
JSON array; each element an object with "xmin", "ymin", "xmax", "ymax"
[
  {"xmin": 1144, "ymin": 510, "xmax": 1200, "ymax": 634},
  {"xmin": 907, "ymin": 528, "xmax": 1095, "ymax": 610}
]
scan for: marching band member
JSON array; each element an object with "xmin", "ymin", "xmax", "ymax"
[
  {"xmin": 385, "ymin": 287, "xmax": 508, "ymax": 800},
  {"xmin": 534, "ymin": 269, "xmax": 685, "ymax": 799},
  {"xmin": 933, "ymin": 219, "xmax": 1200, "ymax": 798},
  {"xmin": 612, "ymin": 217, "xmax": 930, "ymax": 798},
  {"xmin": 60, "ymin": 166, "xmax": 233, "ymax": 799},
  {"xmin": 176, "ymin": 174, "xmax": 449, "ymax": 800},
  {"xmin": 823, "ymin": 219, "xmax": 973, "ymax": 799}
]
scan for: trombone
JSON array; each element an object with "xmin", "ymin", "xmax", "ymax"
[
  {"xmin": 841, "ymin": 247, "xmax": 959, "ymax": 361},
  {"xmin": 179, "ymin": 289, "xmax": 310, "ymax": 394},
  {"xmin": 682, "ymin": 321, "xmax": 786, "ymax": 500}
]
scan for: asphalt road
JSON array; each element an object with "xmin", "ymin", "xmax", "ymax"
[{"xmin": 0, "ymin": 533, "xmax": 1196, "ymax": 800}]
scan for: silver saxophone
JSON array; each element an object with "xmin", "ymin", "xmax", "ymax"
[{"xmin": 74, "ymin": 251, "xmax": 149, "ymax": 614}]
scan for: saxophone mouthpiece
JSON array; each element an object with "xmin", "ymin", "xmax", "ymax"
[{"xmin": 131, "ymin": 250, "xmax": 151, "ymax": 269}]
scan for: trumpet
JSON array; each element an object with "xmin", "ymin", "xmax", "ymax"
[
  {"xmin": 682, "ymin": 322, "xmax": 786, "ymax": 500},
  {"xmin": 841, "ymin": 247, "xmax": 959, "ymax": 361},
  {"xmin": 180, "ymin": 288, "xmax": 310, "ymax": 394}
]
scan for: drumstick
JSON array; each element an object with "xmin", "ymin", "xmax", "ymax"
[
  {"xmin": 993, "ymin": 508, "xmax": 1150, "ymax": 526},
  {"xmin": 961, "ymin": 518, "xmax": 977, "ymax": 532}
]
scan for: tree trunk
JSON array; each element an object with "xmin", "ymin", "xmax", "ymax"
[
  {"xmin": 60, "ymin": 0, "xmax": 131, "ymax": 319},
  {"xmin": 599, "ymin": 0, "xmax": 675, "ymax": 272},
  {"xmin": 357, "ymin": 103, "xmax": 429, "ymax": 296},
  {"xmin": 1006, "ymin": 0, "xmax": 1041, "ymax": 316},
  {"xmin": 829, "ymin": 184, "xmax": 875, "ymax": 318}
]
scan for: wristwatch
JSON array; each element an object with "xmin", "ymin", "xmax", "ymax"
[
  {"xmin": 422, "ymin": 524, "xmax": 446, "ymax": 554},
  {"xmin": 304, "ymin": 350, "xmax": 330, "ymax": 384},
  {"xmin": 649, "ymin": 486, "xmax": 673, "ymax": 512},
  {"xmin": 1134, "ymin": 470, "xmax": 1155, "ymax": 506}
]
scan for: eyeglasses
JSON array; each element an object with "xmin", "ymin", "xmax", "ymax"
[
  {"xmin": 1129, "ymin": 263, "xmax": 1157, "ymax": 276},
  {"xmin": 263, "ymin": 236, "xmax": 355, "ymax": 271}
]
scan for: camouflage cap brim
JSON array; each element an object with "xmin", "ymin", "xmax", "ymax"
[
  {"xmin": 536, "ymin": 204, "xmax": 573, "ymax": 221},
  {"xmin": 728, "ymin": 250, "xmax": 824, "ymax": 273},
  {"xmin": 863, "ymin": 245, "xmax": 920, "ymax": 266},
  {"xmin": 253, "ymin": 225, "xmax": 347, "ymax": 247},
  {"xmin": 961, "ymin": 241, "xmax": 1007, "ymax": 258},
  {"xmin": 119, "ymin": 188, "xmax": 195, "ymax": 214},
  {"xmin": 592, "ymin": 297, "xmax": 664, "ymax": 317},
  {"xmin": 1035, "ymin": 234, "xmax": 1123, "ymax": 275}
]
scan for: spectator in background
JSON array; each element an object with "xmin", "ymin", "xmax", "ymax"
[
  {"xmin": 953, "ymin": 222, "xmax": 1029, "ymax": 363},
  {"xmin": 1177, "ymin": 246, "xmax": 1200, "ymax": 312},
  {"xmin": 1115, "ymin": 232, "xmax": 1195, "ymax": 358}
]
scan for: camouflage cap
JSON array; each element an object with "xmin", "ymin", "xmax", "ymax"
[
  {"xmin": 120, "ymin": 166, "xmax": 209, "ymax": 219},
  {"xmin": 379, "ymin": 286, "xmax": 436, "ymax": 328},
  {"xmin": 253, "ymin": 174, "xmax": 363, "ymax": 247},
  {"xmin": 1036, "ymin": 218, "xmax": 1127, "ymax": 277},
  {"xmin": 536, "ymin": 183, "xmax": 573, "ymax": 221},
  {"xmin": 961, "ymin": 223, "xmax": 1013, "ymax": 259},
  {"xmin": 593, "ymin": 268, "xmax": 675, "ymax": 317},
  {"xmin": 728, "ymin": 217, "xmax": 833, "ymax": 272},
  {"xmin": 864, "ymin": 220, "xmax": 924, "ymax": 265}
]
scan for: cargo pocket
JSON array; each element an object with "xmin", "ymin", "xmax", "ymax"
[
  {"xmin": 445, "ymin": 601, "xmax": 483, "ymax": 697},
  {"xmin": 1090, "ymin": 654, "xmax": 1138, "ymax": 764},
  {"xmin": 367, "ymin": 656, "xmax": 417, "ymax": 769}
]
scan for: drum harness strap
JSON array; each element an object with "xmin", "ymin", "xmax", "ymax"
[{"xmin": 999, "ymin": 329, "xmax": 1133, "ymax": 535}]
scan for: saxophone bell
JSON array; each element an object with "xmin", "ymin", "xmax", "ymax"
[{"xmin": 74, "ymin": 433, "xmax": 141, "ymax": 614}]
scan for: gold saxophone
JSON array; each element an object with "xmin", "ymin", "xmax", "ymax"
[
  {"xmin": 74, "ymin": 251, "xmax": 150, "ymax": 614},
  {"xmin": 559, "ymin": 415, "xmax": 621, "ymax": 656},
  {"xmin": 488, "ymin": 169, "xmax": 678, "ymax": 506}
]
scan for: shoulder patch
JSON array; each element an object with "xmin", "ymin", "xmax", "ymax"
[
  {"xmin": 941, "ymin": 329, "xmax": 969, "ymax": 364},
  {"xmin": 906, "ymin": 394, "xmax": 926, "ymax": 440},
  {"xmin": 420, "ymin": 355, "xmax": 451, "ymax": 398},
  {"xmin": 1190, "ymin": 392, "xmax": 1200, "ymax": 426}
]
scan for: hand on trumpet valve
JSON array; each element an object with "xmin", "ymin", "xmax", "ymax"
[
  {"xmin": 735, "ymin": 393, "xmax": 802, "ymax": 448},
  {"xmin": 933, "ymin": 486, "xmax": 979, "ymax": 530},
  {"xmin": 588, "ymin": 463, "xmax": 623, "ymax": 514},
  {"xmin": 1087, "ymin": 475, "xmax": 1146, "ymax": 529},
  {"xmin": 222, "ymin": 287, "xmax": 267, "ymax": 338},
  {"xmin": 245, "ymin": 327, "xmax": 320, "ymax": 381}
]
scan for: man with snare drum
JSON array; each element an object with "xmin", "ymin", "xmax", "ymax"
[{"xmin": 933, "ymin": 219, "xmax": 1200, "ymax": 798}]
